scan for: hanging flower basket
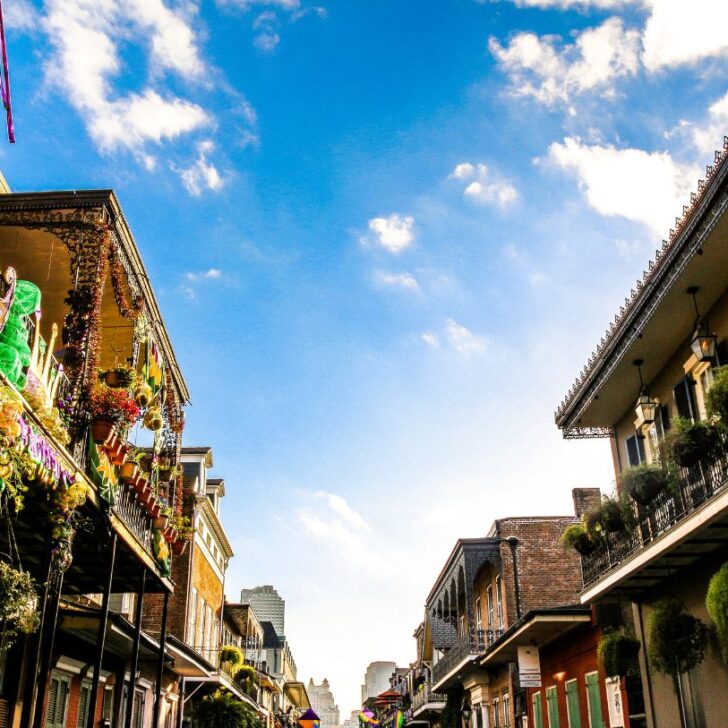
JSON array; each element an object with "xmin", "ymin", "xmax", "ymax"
[
  {"xmin": 619, "ymin": 463, "xmax": 671, "ymax": 506},
  {"xmin": 0, "ymin": 561, "xmax": 40, "ymax": 646},
  {"xmin": 706, "ymin": 561, "xmax": 728, "ymax": 663},
  {"xmin": 648, "ymin": 599, "xmax": 708, "ymax": 679},
  {"xmin": 598, "ymin": 630, "xmax": 641, "ymax": 677},
  {"xmin": 561, "ymin": 523, "xmax": 595, "ymax": 555},
  {"xmin": 99, "ymin": 365, "xmax": 136, "ymax": 390},
  {"xmin": 660, "ymin": 418, "xmax": 723, "ymax": 469},
  {"xmin": 90, "ymin": 418, "xmax": 116, "ymax": 445}
]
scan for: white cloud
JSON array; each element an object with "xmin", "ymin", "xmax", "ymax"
[
  {"xmin": 253, "ymin": 10, "xmax": 281, "ymax": 51},
  {"xmin": 642, "ymin": 0, "xmax": 728, "ymax": 71},
  {"xmin": 445, "ymin": 319, "xmax": 487, "ymax": 355},
  {"xmin": 42, "ymin": 0, "xmax": 212, "ymax": 166},
  {"xmin": 689, "ymin": 91, "xmax": 728, "ymax": 157},
  {"xmin": 364, "ymin": 214, "xmax": 415, "ymax": 253},
  {"xmin": 489, "ymin": 17, "xmax": 640, "ymax": 106},
  {"xmin": 5, "ymin": 0, "xmax": 38, "ymax": 31},
  {"xmin": 176, "ymin": 140, "xmax": 225, "ymax": 196},
  {"xmin": 547, "ymin": 137, "xmax": 701, "ymax": 234},
  {"xmin": 184, "ymin": 268, "xmax": 223, "ymax": 281},
  {"xmin": 450, "ymin": 162, "xmax": 518, "ymax": 206},
  {"xmin": 375, "ymin": 271, "xmax": 420, "ymax": 291},
  {"xmin": 421, "ymin": 331, "xmax": 441, "ymax": 349},
  {"xmin": 493, "ymin": 0, "xmax": 630, "ymax": 6},
  {"xmin": 314, "ymin": 491, "xmax": 371, "ymax": 532}
]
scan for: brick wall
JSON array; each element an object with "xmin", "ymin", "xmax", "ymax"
[{"xmin": 493, "ymin": 517, "xmax": 582, "ymax": 626}]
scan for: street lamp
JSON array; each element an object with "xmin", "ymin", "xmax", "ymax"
[
  {"xmin": 688, "ymin": 286, "xmax": 718, "ymax": 362},
  {"xmin": 461, "ymin": 702, "xmax": 472, "ymax": 726},
  {"xmin": 633, "ymin": 359, "xmax": 658, "ymax": 426}
]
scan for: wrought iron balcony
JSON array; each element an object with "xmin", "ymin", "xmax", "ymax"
[
  {"xmin": 432, "ymin": 627, "xmax": 503, "ymax": 686},
  {"xmin": 581, "ymin": 430, "xmax": 728, "ymax": 587},
  {"xmin": 411, "ymin": 683, "xmax": 447, "ymax": 714},
  {"xmin": 112, "ymin": 479, "xmax": 154, "ymax": 554}
]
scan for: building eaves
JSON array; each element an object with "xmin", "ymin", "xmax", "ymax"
[
  {"xmin": 198, "ymin": 496, "xmax": 234, "ymax": 559},
  {"xmin": 554, "ymin": 137, "xmax": 728, "ymax": 437}
]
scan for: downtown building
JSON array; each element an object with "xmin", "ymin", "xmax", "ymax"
[{"xmin": 307, "ymin": 678, "xmax": 341, "ymax": 728}]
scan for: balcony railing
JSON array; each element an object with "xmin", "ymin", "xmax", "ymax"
[
  {"xmin": 581, "ymin": 431, "xmax": 728, "ymax": 587},
  {"xmin": 411, "ymin": 683, "xmax": 447, "ymax": 713},
  {"xmin": 112, "ymin": 479, "xmax": 154, "ymax": 554},
  {"xmin": 432, "ymin": 627, "xmax": 503, "ymax": 685}
]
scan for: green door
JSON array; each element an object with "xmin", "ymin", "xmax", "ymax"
[
  {"xmin": 546, "ymin": 686, "xmax": 560, "ymax": 728},
  {"xmin": 565, "ymin": 680, "xmax": 581, "ymax": 728},
  {"xmin": 585, "ymin": 673, "xmax": 605, "ymax": 728},
  {"xmin": 532, "ymin": 692, "xmax": 544, "ymax": 728}
]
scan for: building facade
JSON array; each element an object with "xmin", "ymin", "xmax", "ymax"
[
  {"xmin": 241, "ymin": 586, "xmax": 286, "ymax": 638},
  {"xmin": 307, "ymin": 678, "xmax": 341, "ymax": 728},
  {"xmin": 361, "ymin": 662, "xmax": 397, "ymax": 703}
]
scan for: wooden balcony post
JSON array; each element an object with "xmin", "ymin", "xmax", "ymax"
[
  {"xmin": 152, "ymin": 590, "xmax": 170, "ymax": 728},
  {"xmin": 86, "ymin": 532, "xmax": 117, "ymax": 728},
  {"xmin": 123, "ymin": 571, "xmax": 146, "ymax": 728}
]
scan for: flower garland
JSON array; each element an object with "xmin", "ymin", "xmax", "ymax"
[{"xmin": 108, "ymin": 242, "xmax": 144, "ymax": 320}]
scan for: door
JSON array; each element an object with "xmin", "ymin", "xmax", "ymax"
[
  {"xmin": 565, "ymin": 680, "xmax": 581, "ymax": 728},
  {"xmin": 546, "ymin": 687, "xmax": 559, "ymax": 728}
]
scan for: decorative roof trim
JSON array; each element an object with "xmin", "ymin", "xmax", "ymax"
[{"xmin": 555, "ymin": 137, "xmax": 728, "ymax": 435}]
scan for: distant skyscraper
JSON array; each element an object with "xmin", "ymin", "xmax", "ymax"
[
  {"xmin": 240, "ymin": 585, "xmax": 285, "ymax": 637},
  {"xmin": 342, "ymin": 710, "xmax": 360, "ymax": 728},
  {"xmin": 361, "ymin": 662, "xmax": 397, "ymax": 703},
  {"xmin": 308, "ymin": 678, "xmax": 340, "ymax": 728}
]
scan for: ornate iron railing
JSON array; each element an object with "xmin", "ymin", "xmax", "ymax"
[
  {"xmin": 432, "ymin": 628, "xmax": 503, "ymax": 685},
  {"xmin": 112, "ymin": 479, "xmax": 153, "ymax": 554},
  {"xmin": 581, "ymin": 432, "xmax": 728, "ymax": 587},
  {"xmin": 411, "ymin": 683, "xmax": 447, "ymax": 713}
]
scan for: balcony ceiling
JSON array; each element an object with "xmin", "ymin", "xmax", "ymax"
[{"xmin": 567, "ymin": 207, "xmax": 728, "ymax": 431}]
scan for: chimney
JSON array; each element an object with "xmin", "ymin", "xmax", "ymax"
[{"xmin": 572, "ymin": 487, "xmax": 601, "ymax": 518}]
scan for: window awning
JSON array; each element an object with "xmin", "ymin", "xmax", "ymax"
[{"xmin": 166, "ymin": 635, "xmax": 215, "ymax": 678}]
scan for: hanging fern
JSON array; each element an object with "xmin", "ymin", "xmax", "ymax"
[
  {"xmin": 707, "ymin": 562, "xmax": 728, "ymax": 662},
  {"xmin": 597, "ymin": 630, "xmax": 641, "ymax": 677}
]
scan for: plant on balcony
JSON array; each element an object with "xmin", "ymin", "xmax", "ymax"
[
  {"xmin": 88, "ymin": 385, "xmax": 140, "ymax": 429},
  {"xmin": 195, "ymin": 688, "xmax": 262, "ymax": 728},
  {"xmin": 706, "ymin": 561, "xmax": 728, "ymax": 662},
  {"xmin": 134, "ymin": 380, "xmax": 153, "ymax": 407},
  {"xmin": 142, "ymin": 405, "xmax": 163, "ymax": 432},
  {"xmin": 98, "ymin": 365, "xmax": 137, "ymax": 390},
  {"xmin": 237, "ymin": 664, "xmax": 258, "ymax": 698},
  {"xmin": 660, "ymin": 417, "xmax": 722, "ymax": 469},
  {"xmin": 619, "ymin": 462, "xmax": 672, "ymax": 506},
  {"xmin": 584, "ymin": 496, "xmax": 632, "ymax": 537},
  {"xmin": 706, "ymin": 366, "xmax": 728, "ymax": 426},
  {"xmin": 597, "ymin": 630, "xmax": 641, "ymax": 677},
  {"xmin": 648, "ymin": 599, "xmax": 708, "ymax": 684},
  {"xmin": 220, "ymin": 644, "xmax": 245, "ymax": 674},
  {"xmin": 561, "ymin": 523, "xmax": 595, "ymax": 555},
  {"xmin": 0, "ymin": 560, "xmax": 39, "ymax": 647}
]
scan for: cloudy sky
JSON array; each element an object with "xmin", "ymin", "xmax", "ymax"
[{"xmin": 3, "ymin": 0, "xmax": 728, "ymax": 715}]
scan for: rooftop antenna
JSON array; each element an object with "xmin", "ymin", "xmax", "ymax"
[{"xmin": 0, "ymin": 0, "xmax": 15, "ymax": 142}]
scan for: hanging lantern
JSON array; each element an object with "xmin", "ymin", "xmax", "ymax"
[
  {"xmin": 690, "ymin": 318, "xmax": 717, "ymax": 362},
  {"xmin": 633, "ymin": 359, "xmax": 657, "ymax": 426}
]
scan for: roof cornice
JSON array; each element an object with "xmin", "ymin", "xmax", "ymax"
[{"xmin": 198, "ymin": 496, "xmax": 234, "ymax": 558}]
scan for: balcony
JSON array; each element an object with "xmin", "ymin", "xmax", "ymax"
[
  {"xmin": 411, "ymin": 683, "xmax": 447, "ymax": 716},
  {"xmin": 581, "ymin": 429, "xmax": 728, "ymax": 596},
  {"xmin": 432, "ymin": 628, "xmax": 503, "ymax": 688}
]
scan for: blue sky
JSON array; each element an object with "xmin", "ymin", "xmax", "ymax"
[{"xmin": 3, "ymin": 0, "xmax": 728, "ymax": 715}]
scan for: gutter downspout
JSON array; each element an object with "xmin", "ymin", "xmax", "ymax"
[{"xmin": 506, "ymin": 537, "xmax": 522, "ymax": 620}]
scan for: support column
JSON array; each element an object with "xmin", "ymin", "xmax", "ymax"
[
  {"xmin": 30, "ymin": 556, "xmax": 66, "ymax": 728},
  {"xmin": 123, "ymin": 571, "xmax": 146, "ymax": 728},
  {"xmin": 152, "ymin": 590, "xmax": 170, "ymax": 728},
  {"xmin": 87, "ymin": 533, "xmax": 117, "ymax": 728}
]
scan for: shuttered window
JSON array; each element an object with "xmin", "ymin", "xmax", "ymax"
[
  {"xmin": 565, "ymin": 680, "xmax": 580, "ymax": 728},
  {"xmin": 76, "ymin": 683, "xmax": 90, "ymax": 728},
  {"xmin": 45, "ymin": 673, "xmax": 70, "ymax": 728},
  {"xmin": 532, "ymin": 692, "xmax": 544, "ymax": 728},
  {"xmin": 584, "ymin": 673, "xmax": 604, "ymax": 728},
  {"xmin": 102, "ymin": 687, "xmax": 114, "ymax": 724},
  {"xmin": 625, "ymin": 434, "xmax": 646, "ymax": 467},
  {"xmin": 546, "ymin": 686, "xmax": 559, "ymax": 728}
]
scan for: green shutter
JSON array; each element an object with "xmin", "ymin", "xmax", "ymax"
[
  {"xmin": 45, "ymin": 674, "xmax": 69, "ymax": 728},
  {"xmin": 76, "ymin": 684, "xmax": 90, "ymax": 728},
  {"xmin": 565, "ymin": 681, "xmax": 581, "ymax": 728},
  {"xmin": 546, "ymin": 687, "xmax": 559, "ymax": 728},
  {"xmin": 532, "ymin": 692, "xmax": 544, "ymax": 728},
  {"xmin": 585, "ymin": 674, "xmax": 605, "ymax": 728}
]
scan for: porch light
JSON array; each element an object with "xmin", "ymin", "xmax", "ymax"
[
  {"xmin": 688, "ymin": 286, "xmax": 718, "ymax": 362},
  {"xmin": 633, "ymin": 359, "xmax": 658, "ymax": 425},
  {"xmin": 461, "ymin": 704, "xmax": 472, "ymax": 724}
]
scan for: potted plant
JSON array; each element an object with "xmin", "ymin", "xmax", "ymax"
[
  {"xmin": 597, "ymin": 630, "xmax": 641, "ymax": 677},
  {"xmin": 148, "ymin": 499, "xmax": 162, "ymax": 519},
  {"xmin": 706, "ymin": 561, "xmax": 728, "ymax": 663},
  {"xmin": 561, "ymin": 523, "xmax": 595, "ymax": 555},
  {"xmin": 220, "ymin": 644, "xmax": 244, "ymax": 673},
  {"xmin": 164, "ymin": 525, "xmax": 178, "ymax": 543},
  {"xmin": 88, "ymin": 385, "xmax": 140, "ymax": 441},
  {"xmin": 619, "ymin": 462, "xmax": 671, "ymax": 506},
  {"xmin": 99, "ymin": 365, "xmax": 137, "ymax": 389},
  {"xmin": 153, "ymin": 514, "xmax": 169, "ymax": 530},
  {"xmin": 586, "ymin": 496, "xmax": 628, "ymax": 536},
  {"xmin": 0, "ymin": 560, "xmax": 40, "ymax": 648},
  {"xmin": 660, "ymin": 417, "xmax": 722, "ymax": 469},
  {"xmin": 171, "ymin": 538, "xmax": 188, "ymax": 556},
  {"xmin": 143, "ymin": 405, "xmax": 164, "ymax": 432},
  {"xmin": 706, "ymin": 366, "xmax": 728, "ymax": 426},
  {"xmin": 648, "ymin": 599, "xmax": 708, "ymax": 682},
  {"xmin": 119, "ymin": 459, "xmax": 141, "ymax": 485}
]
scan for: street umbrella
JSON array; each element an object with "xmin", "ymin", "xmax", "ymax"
[{"xmin": 298, "ymin": 708, "xmax": 321, "ymax": 728}]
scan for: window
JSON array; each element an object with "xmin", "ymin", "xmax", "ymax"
[
  {"xmin": 475, "ymin": 597, "xmax": 482, "ymax": 632},
  {"xmin": 495, "ymin": 576, "xmax": 504, "ymax": 629},
  {"xmin": 625, "ymin": 433, "xmax": 646, "ymax": 467},
  {"xmin": 584, "ymin": 673, "xmax": 605, "ymax": 728},
  {"xmin": 197, "ymin": 597, "xmax": 206, "ymax": 653},
  {"xmin": 76, "ymin": 682, "xmax": 91, "ymax": 728},
  {"xmin": 531, "ymin": 692, "xmax": 543, "ymax": 728},
  {"xmin": 486, "ymin": 586, "xmax": 494, "ymax": 629},
  {"xmin": 502, "ymin": 693, "xmax": 510, "ymax": 728},
  {"xmin": 492, "ymin": 699, "xmax": 500, "ymax": 728},
  {"xmin": 188, "ymin": 588, "xmax": 198, "ymax": 644},
  {"xmin": 132, "ymin": 688, "xmax": 145, "ymax": 727},
  {"xmin": 546, "ymin": 686, "xmax": 559, "ymax": 728},
  {"xmin": 102, "ymin": 686, "xmax": 114, "ymax": 725},
  {"xmin": 565, "ymin": 680, "xmax": 580, "ymax": 728},
  {"xmin": 674, "ymin": 376, "xmax": 697, "ymax": 422},
  {"xmin": 459, "ymin": 614, "xmax": 466, "ymax": 638},
  {"xmin": 45, "ymin": 672, "xmax": 70, "ymax": 728}
]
